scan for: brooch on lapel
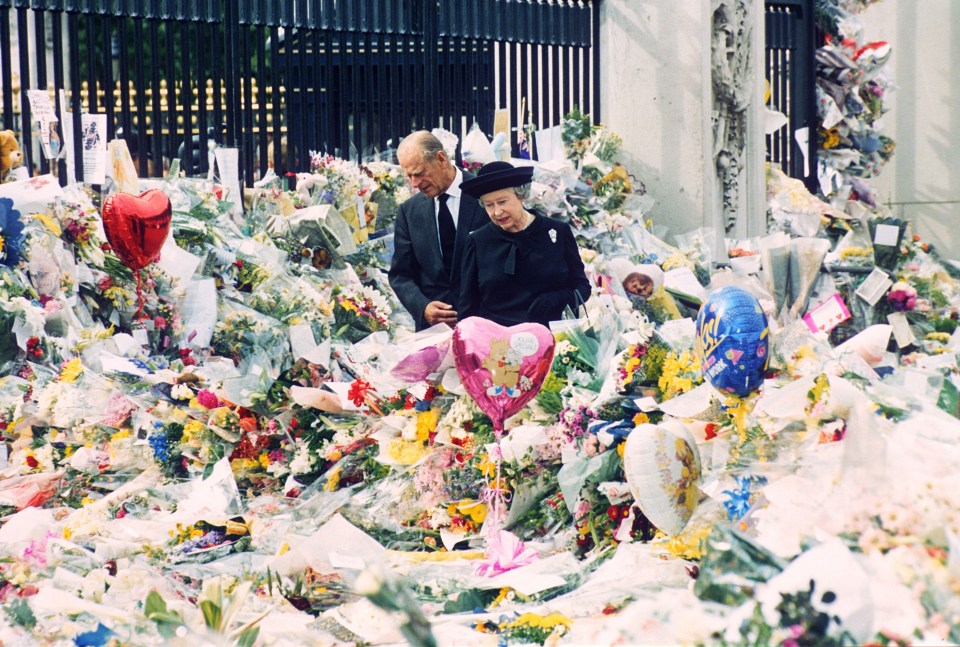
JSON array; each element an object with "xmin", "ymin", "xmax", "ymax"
[{"xmin": 549, "ymin": 229, "xmax": 557, "ymax": 243}]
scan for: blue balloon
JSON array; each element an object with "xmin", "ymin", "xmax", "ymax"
[{"xmin": 695, "ymin": 286, "xmax": 769, "ymax": 396}]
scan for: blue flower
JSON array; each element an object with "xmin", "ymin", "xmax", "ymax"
[
  {"xmin": 74, "ymin": 623, "xmax": 115, "ymax": 646},
  {"xmin": 0, "ymin": 198, "xmax": 25, "ymax": 267},
  {"xmin": 721, "ymin": 474, "xmax": 767, "ymax": 521},
  {"xmin": 148, "ymin": 432, "xmax": 171, "ymax": 462}
]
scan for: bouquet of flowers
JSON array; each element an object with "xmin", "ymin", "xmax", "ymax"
[
  {"xmin": 477, "ymin": 611, "xmax": 573, "ymax": 645},
  {"xmin": 362, "ymin": 160, "xmax": 411, "ymax": 232},
  {"xmin": 166, "ymin": 518, "xmax": 252, "ymax": 564},
  {"xmin": 658, "ymin": 346, "xmax": 704, "ymax": 401},
  {"xmin": 331, "ymin": 283, "xmax": 392, "ymax": 343},
  {"xmin": 615, "ymin": 335, "xmax": 671, "ymax": 395}
]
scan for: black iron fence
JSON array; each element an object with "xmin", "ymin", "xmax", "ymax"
[
  {"xmin": 0, "ymin": 0, "xmax": 599, "ymax": 187},
  {"xmin": 765, "ymin": 0, "xmax": 817, "ymax": 191}
]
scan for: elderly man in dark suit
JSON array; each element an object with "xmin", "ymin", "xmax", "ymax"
[{"xmin": 389, "ymin": 131, "xmax": 489, "ymax": 330}]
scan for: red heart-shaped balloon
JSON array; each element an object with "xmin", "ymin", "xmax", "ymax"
[
  {"xmin": 453, "ymin": 317, "xmax": 555, "ymax": 434},
  {"xmin": 102, "ymin": 189, "xmax": 172, "ymax": 271}
]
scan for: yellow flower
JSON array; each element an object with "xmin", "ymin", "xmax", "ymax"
[
  {"xmin": 821, "ymin": 127, "xmax": 840, "ymax": 150},
  {"xmin": 452, "ymin": 499, "xmax": 487, "ymax": 524},
  {"xmin": 477, "ymin": 453, "xmax": 497, "ymax": 478},
  {"xmin": 111, "ymin": 428, "xmax": 131, "ymax": 442},
  {"xmin": 259, "ymin": 452, "xmax": 270, "ymax": 469},
  {"xmin": 59, "ymin": 358, "xmax": 84, "ymax": 383},
  {"xmin": 81, "ymin": 497, "xmax": 96, "ymax": 507},
  {"xmin": 661, "ymin": 524, "xmax": 711, "ymax": 560},
  {"xmin": 62, "ymin": 526, "xmax": 73, "ymax": 540},
  {"xmin": 415, "ymin": 409, "xmax": 439, "ymax": 441},
  {"xmin": 182, "ymin": 419, "xmax": 207, "ymax": 447},
  {"xmin": 507, "ymin": 612, "xmax": 572, "ymax": 631},
  {"xmin": 632, "ymin": 412, "xmax": 649, "ymax": 426},
  {"xmin": 338, "ymin": 297, "xmax": 358, "ymax": 314},
  {"xmin": 490, "ymin": 587, "xmax": 514, "ymax": 607},
  {"xmin": 387, "ymin": 438, "xmax": 429, "ymax": 465},
  {"xmin": 325, "ymin": 467, "xmax": 341, "ymax": 492},
  {"xmin": 103, "ymin": 286, "xmax": 134, "ymax": 308},
  {"xmin": 32, "ymin": 212, "xmax": 62, "ymax": 235}
]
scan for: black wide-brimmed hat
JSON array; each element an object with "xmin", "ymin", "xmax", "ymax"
[{"xmin": 460, "ymin": 161, "xmax": 534, "ymax": 199}]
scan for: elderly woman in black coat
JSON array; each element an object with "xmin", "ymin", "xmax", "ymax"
[{"xmin": 458, "ymin": 161, "xmax": 591, "ymax": 327}]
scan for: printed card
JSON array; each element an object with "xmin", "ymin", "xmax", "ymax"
[
  {"xmin": 854, "ymin": 267, "xmax": 893, "ymax": 306},
  {"xmin": 802, "ymin": 293, "xmax": 851, "ymax": 334}
]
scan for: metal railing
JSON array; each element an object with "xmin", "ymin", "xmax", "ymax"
[
  {"xmin": 765, "ymin": 0, "xmax": 817, "ymax": 191},
  {"xmin": 0, "ymin": 0, "xmax": 599, "ymax": 187}
]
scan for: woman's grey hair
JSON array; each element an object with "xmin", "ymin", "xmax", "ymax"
[{"xmin": 512, "ymin": 183, "xmax": 532, "ymax": 200}]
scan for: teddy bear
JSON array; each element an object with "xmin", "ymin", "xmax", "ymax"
[
  {"xmin": 482, "ymin": 338, "xmax": 521, "ymax": 397},
  {"xmin": 0, "ymin": 130, "xmax": 23, "ymax": 183}
]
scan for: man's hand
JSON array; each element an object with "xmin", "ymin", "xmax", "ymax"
[{"xmin": 424, "ymin": 301, "xmax": 458, "ymax": 326}]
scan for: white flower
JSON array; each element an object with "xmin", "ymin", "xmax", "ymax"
[
  {"xmin": 429, "ymin": 508, "xmax": 452, "ymax": 529},
  {"xmin": 171, "ymin": 383, "xmax": 193, "ymax": 400},
  {"xmin": 289, "ymin": 441, "xmax": 316, "ymax": 475}
]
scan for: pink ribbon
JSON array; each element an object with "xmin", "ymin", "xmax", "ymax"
[{"xmin": 474, "ymin": 529, "xmax": 539, "ymax": 577}]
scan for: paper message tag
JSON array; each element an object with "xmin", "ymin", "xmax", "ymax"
[
  {"xmin": 802, "ymin": 294, "xmax": 851, "ymax": 334},
  {"xmin": 887, "ymin": 311, "xmax": 916, "ymax": 348},
  {"xmin": 854, "ymin": 267, "xmax": 893, "ymax": 306},
  {"xmin": 873, "ymin": 223, "xmax": 900, "ymax": 246},
  {"xmin": 132, "ymin": 328, "xmax": 150, "ymax": 346}
]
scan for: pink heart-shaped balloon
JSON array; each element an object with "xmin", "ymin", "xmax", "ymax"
[
  {"xmin": 453, "ymin": 317, "xmax": 555, "ymax": 434},
  {"xmin": 102, "ymin": 189, "xmax": 172, "ymax": 271}
]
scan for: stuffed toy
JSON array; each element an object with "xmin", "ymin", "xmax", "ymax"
[{"xmin": 0, "ymin": 130, "xmax": 23, "ymax": 182}]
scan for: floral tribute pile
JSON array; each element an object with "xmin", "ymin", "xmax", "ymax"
[{"xmin": 1, "ymin": 8, "xmax": 960, "ymax": 647}]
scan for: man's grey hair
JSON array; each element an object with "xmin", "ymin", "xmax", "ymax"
[{"xmin": 398, "ymin": 131, "xmax": 448, "ymax": 164}]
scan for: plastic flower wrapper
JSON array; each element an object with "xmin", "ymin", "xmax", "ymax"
[
  {"xmin": 561, "ymin": 106, "xmax": 595, "ymax": 163},
  {"xmin": 693, "ymin": 525, "xmax": 787, "ymax": 606},
  {"xmin": 758, "ymin": 232, "xmax": 792, "ymax": 321},
  {"xmin": 824, "ymin": 222, "xmax": 875, "ymax": 270},
  {"xmin": 382, "ymin": 324, "xmax": 452, "ymax": 385},
  {"xmin": 245, "ymin": 273, "xmax": 327, "ymax": 326},
  {"xmin": 766, "ymin": 164, "xmax": 845, "ymax": 232},
  {"xmin": 786, "ymin": 237, "xmax": 831, "ymax": 320},
  {"xmin": 211, "ymin": 298, "xmax": 289, "ymax": 376},
  {"xmin": 549, "ymin": 301, "xmax": 619, "ymax": 394},
  {"xmin": 461, "ymin": 123, "xmax": 496, "ymax": 172},
  {"xmin": 588, "ymin": 125, "xmax": 623, "ymax": 164}
]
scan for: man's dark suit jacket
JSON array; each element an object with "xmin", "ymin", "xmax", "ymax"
[{"xmin": 389, "ymin": 173, "xmax": 488, "ymax": 330}]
